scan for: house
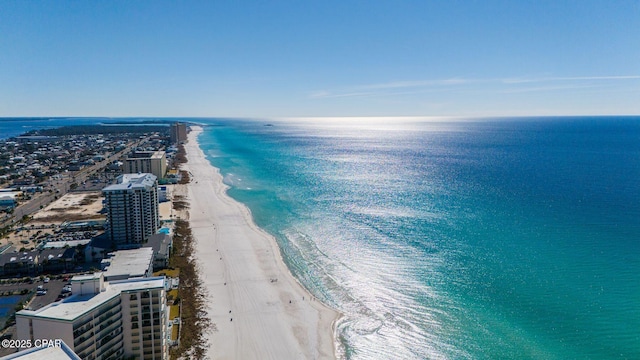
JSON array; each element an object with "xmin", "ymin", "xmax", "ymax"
[
  {"xmin": 39, "ymin": 248, "xmax": 76, "ymax": 273},
  {"xmin": 0, "ymin": 250, "xmax": 39, "ymax": 276},
  {"xmin": 0, "ymin": 191, "xmax": 18, "ymax": 209}
]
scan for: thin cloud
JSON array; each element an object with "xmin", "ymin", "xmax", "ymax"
[
  {"xmin": 309, "ymin": 90, "xmax": 378, "ymax": 99},
  {"xmin": 311, "ymin": 77, "xmax": 474, "ymax": 99},
  {"xmin": 310, "ymin": 75, "xmax": 640, "ymax": 99},
  {"xmin": 502, "ymin": 75, "xmax": 640, "ymax": 84},
  {"xmin": 356, "ymin": 78, "xmax": 470, "ymax": 90},
  {"xmin": 498, "ymin": 84, "xmax": 601, "ymax": 94}
]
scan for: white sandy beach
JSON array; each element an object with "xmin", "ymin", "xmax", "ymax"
[{"xmin": 181, "ymin": 126, "xmax": 339, "ymax": 359}]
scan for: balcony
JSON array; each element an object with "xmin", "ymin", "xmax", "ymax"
[
  {"xmin": 98, "ymin": 314, "xmax": 122, "ymax": 332},
  {"xmin": 75, "ymin": 337, "xmax": 96, "ymax": 357},
  {"xmin": 98, "ymin": 313, "xmax": 120, "ymax": 327},
  {"xmin": 74, "ymin": 330, "xmax": 94, "ymax": 346},
  {"xmin": 96, "ymin": 333, "xmax": 123, "ymax": 359},
  {"xmin": 97, "ymin": 325, "xmax": 122, "ymax": 345}
]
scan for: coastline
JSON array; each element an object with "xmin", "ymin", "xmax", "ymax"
[{"xmin": 180, "ymin": 126, "xmax": 340, "ymax": 359}]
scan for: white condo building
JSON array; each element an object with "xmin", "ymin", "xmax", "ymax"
[
  {"xmin": 16, "ymin": 273, "xmax": 168, "ymax": 360},
  {"xmin": 0, "ymin": 340, "xmax": 81, "ymax": 359},
  {"xmin": 103, "ymin": 173, "xmax": 160, "ymax": 247}
]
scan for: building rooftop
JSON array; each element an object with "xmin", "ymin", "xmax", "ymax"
[
  {"xmin": 0, "ymin": 192, "xmax": 20, "ymax": 200},
  {"xmin": 42, "ymin": 239, "xmax": 91, "ymax": 249},
  {"xmin": 0, "ymin": 340, "xmax": 80, "ymax": 360},
  {"xmin": 102, "ymin": 173, "xmax": 157, "ymax": 192},
  {"xmin": 39, "ymin": 247, "xmax": 75, "ymax": 261},
  {"xmin": 70, "ymin": 272, "xmax": 103, "ymax": 283},
  {"xmin": 17, "ymin": 275, "xmax": 165, "ymax": 322},
  {"xmin": 109, "ymin": 276, "xmax": 166, "ymax": 293},
  {"xmin": 0, "ymin": 251, "xmax": 38, "ymax": 267},
  {"xmin": 101, "ymin": 248, "xmax": 154, "ymax": 281},
  {"xmin": 145, "ymin": 233, "xmax": 171, "ymax": 257},
  {"xmin": 18, "ymin": 285, "xmax": 120, "ymax": 322},
  {"xmin": 127, "ymin": 151, "xmax": 165, "ymax": 160}
]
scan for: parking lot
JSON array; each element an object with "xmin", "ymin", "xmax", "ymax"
[
  {"xmin": 28, "ymin": 278, "xmax": 68, "ymax": 310},
  {"xmin": 0, "ymin": 275, "xmax": 83, "ymax": 313}
]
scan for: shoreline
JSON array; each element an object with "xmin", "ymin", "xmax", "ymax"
[{"xmin": 180, "ymin": 126, "xmax": 340, "ymax": 359}]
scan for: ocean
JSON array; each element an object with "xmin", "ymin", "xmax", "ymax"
[
  {"xmin": 3, "ymin": 116, "xmax": 639, "ymax": 359},
  {"xmin": 0, "ymin": 117, "xmax": 171, "ymax": 139},
  {"xmin": 0, "ymin": 117, "xmax": 115, "ymax": 139},
  {"xmin": 197, "ymin": 117, "xmax": 640, "ymax": 360}
]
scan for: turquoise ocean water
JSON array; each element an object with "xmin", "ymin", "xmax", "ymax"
[
  {"xmin": 2, "ymin": 117, "xmax": 639, "ymax": 359},
  {"xmin": 197, "ymin": 117, "xmax": 639, "ymax": 360}
]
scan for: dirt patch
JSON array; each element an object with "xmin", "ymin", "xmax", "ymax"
[
  {"xmin": 49, "ymin": 206, "xmax": 82, "ymax": 212},
  {"xmin": 32, "ymin": 191, "xmax": 105, "ymax": 226},
  {"xmin": 173, "ymin": 195, "xmax": 189, "ymax": 211},
  {"xmin": 79, "ymin": 193, "xmax": 101, "ymax": 206},
  {"xmin": 34, "ymin": 214, "xmax": 105, "ymax": 223},
  {"xmin": 171, "ymin": 184, "xmax": 190, "ymax": 220}
]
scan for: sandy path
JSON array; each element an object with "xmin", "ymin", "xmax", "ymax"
[{"xmin": 182, "ymin": 126, "xmax": 338, "ymax": 359}]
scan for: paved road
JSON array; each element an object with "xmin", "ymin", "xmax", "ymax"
[{"xmin": 0, "ymin": 139, "xmax": 143, "ymax": 228}]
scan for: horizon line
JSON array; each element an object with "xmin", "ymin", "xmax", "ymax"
[{"xmin": 1, "ymin": 113, "xmax": 640, "ymax": 120}]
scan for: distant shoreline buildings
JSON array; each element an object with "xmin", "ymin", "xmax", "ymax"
[{"xmin": 170, "ymin": 123, "xmax": 187, "ymax": 144}]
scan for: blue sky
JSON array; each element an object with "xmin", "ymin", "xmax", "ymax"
[{"xmin": 1, "ymin": 1, "xmax": 639, "ymax": 117}]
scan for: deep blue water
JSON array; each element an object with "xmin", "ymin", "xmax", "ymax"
[
  {"xmin": 0, "ymin": 118, "xmax": 108, "ymax": 139},
  {"xmin": 2, "ymin": 117, "xmax": 639, "ymax": 359}
]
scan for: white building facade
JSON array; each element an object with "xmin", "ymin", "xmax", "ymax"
[
  {"xmin": 120, "ymin": 284, "xmax": 167, "ymax": 359},
  {"xmin": 124, "ymin": 151, "xmax": 167, "ymax": 180},
  {"xmin": 16, "ymin": 273, "xmax": 168, "ymax": 360},
  {"xmin": 103, "ymin": 173, "xmax": 160, "ymax": 248}
]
